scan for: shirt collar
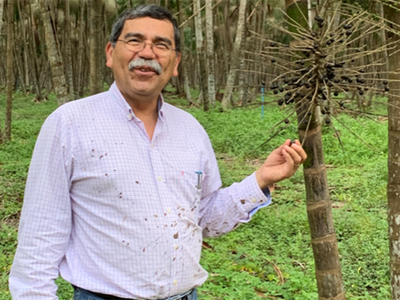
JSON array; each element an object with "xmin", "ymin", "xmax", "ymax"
[{"xmin": 109, "ymin": 82, "xmax": 165, "ymax": 121}]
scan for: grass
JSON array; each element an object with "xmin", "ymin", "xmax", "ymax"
[{"xmin": 0, "ymin": 89, "xmax": 390, "ymax": 299}]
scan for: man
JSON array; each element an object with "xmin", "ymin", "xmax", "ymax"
[{"xmin": 9, "ymin": 4, "xmax": 307, "ymax": 300}]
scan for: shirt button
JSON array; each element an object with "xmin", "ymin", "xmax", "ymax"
[
  {"xmin": 126, "ymin": 114, "xmax": 133, "ymax": 120},
  {"xmin": 158, "ymin": 176, "xmax": 162, "ymax": 182},
  {"xmin": 173, "ymin": 279, "xmax": 178, "ymax": 285}
]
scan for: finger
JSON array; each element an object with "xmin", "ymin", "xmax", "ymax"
[
  {"xmin": 290, "ymin": 143, "xmax": 307, "ymax": 163},
  {"xmin": 284, "ymin": 147, "xmax": 302, "ymax": 169}
]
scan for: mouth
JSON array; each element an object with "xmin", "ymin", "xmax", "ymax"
[{"xmin": 132, "ymin": 66, "xmax": 160, "ymax": 75}]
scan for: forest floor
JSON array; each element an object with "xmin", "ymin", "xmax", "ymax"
[{"xmin": 0, "ymin": 88, "xmax": 390, "ymax": 299}]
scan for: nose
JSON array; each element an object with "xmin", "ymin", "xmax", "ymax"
[{"xmin": 138, "ymin": 43, "xmax": 156, "ymax": 59}]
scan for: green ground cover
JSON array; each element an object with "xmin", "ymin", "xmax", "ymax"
[{"xmin": 0, "ymin": 90, "xmax": 389, "ymax": 299}]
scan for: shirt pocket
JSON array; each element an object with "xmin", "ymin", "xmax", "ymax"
[{"xmin": 165, "ymin": 168, "xmax": 202, "ymax": 217}]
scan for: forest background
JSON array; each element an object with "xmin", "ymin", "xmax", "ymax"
[{"xmin": 0, "ymin": 0, "xmax": 400, "ymax": 299}]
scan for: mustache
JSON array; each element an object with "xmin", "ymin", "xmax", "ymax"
[{"xmin": 128, "ymin": 58, "xmax": 162, "ymax": 75}]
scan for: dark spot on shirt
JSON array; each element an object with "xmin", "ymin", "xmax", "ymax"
[
  {"xmin": 143, "ymin": 248, "xmax": 146, "ymax": 252},
  {"xmin": 173, "ymin": 257, "xmax": 176, "ymax": 261},
  {"xmin": 92, "ymin": 149, "xmax": 95, "ymax": 152},
  {"xmin": 240, "ymin": 199, "xmax": 246, "ymax": 204},
  {"xmin": 154, "ymin": 215, "xmax": 158, "ymax": 218},
  {"xmin": 100, "ymin": 155, "xmax": 103, "ymax": 159},
  {"xmin": 145, "ymin": 218, "xmax": 147, "ymax": 221},
  {"xmin": 173, "ymin": 232, "xmax": 179, "ymax": 239},
  {"xmin": 136, "ymin": 181, "xmax": 139, "ymax": 184}
]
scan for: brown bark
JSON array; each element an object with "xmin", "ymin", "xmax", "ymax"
[
  {"xmin": 89, "ymin": 0, "xmax": 104, "ymax": 95},
  {"xmin": 287, "ymin": 1, "xmax": 345, "ymax": 299},
  {"xmin": 193, "ymin": 0, "xmax": 209, "ymax": 111},
  {"xmin": 39, "ymin": 0, "xmax": 69, "ymax": 105},
  {"xmin": 64, "ymin": 0, "xmax": 75, "ymax": 97},
  {"xmin": 27, "ymin": 0, "xmax": 43, "ymax": 100},
  {"xmin": 221, "ymin": 0, "xmax": 247, "ymax": 109},
  {"xmin": 386, "ymin": 3, "xmax": 400, "ymax": 299},
  {"xmin": 5, "ymin": 0, "xmax": 14, "ymax": 142},
  {"xmin": 177, "ymin": 0, "xmax": 192, "ymax": 104},
  {"xmin": 76, "ymin": 0, "xmax": 86, "ymax": 99},
  {"xmin": 297, "ymin": 103, "xmax": 345, "ymax": 300}
]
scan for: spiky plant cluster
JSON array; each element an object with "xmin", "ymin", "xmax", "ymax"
[{"xmin": 252, "ymin": 3, "xmax": 399, "ymax": 139}]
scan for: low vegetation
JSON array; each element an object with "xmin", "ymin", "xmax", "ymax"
[{"xmin": 0, "ymin": 89, "xmax": 389, "ymax": 299}]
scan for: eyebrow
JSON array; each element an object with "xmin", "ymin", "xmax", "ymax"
[{"xmin": 123, "ymin": 32, "xmax": 173, "ymax": 46}]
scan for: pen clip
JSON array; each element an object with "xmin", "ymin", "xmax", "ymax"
[{"xmin": 195, "ymin": 171, "xmax": 202, "ymax": 190}]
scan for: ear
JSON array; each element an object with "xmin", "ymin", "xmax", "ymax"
[
  {"xmin": 105, "ymin": 42, "xmax": 114, "ymax": 68},
  {"xmin": 172, "ymin": 52, "xmax": 181, "ymax": 77}
]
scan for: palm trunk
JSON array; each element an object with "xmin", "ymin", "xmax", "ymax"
[
  {"xmin": 27, "ymin": 0, "xmax": 43, "ymax": 100},
  {"xmin": 89, "ymin": 0, "xmax": 104, "ymax": 95},
  {"xmin": 0, "ymin": 0, "xmax": 4, "ymax": 35},
  {"xmin": 5, "ymin": 0, "xmax": 14, "ymax": 142},
  {"xmin": 177, "ymin": 0, "xmax": 192, "ymax": 104},
  {"xmin": 287, "ymin": 1, "xmax": 346, "ymax": 299},
  {"xmin": 221, "ymin": 0, "xmax": 247, "ymax": 109},
  {"xmin": 39, "ymin": 0, "xmax": 69, "ymax": 106},
  {"xmin": 64, "ymin": 0, "xmax": 75, "ymax": 98},
  {"xmin": 193, "ymin": 0, "xmax": 209, "ymax": 111},
  {"xmin": 76, "ymin": 0, "xmax": 86, "ymax": 99},
  {"xmin": 385, "ymin": 3, "xmax": 400, "ymax": 299},
  {"xmin": 205, "ymin": 0, "xmax": 216, "ymax": 106}
]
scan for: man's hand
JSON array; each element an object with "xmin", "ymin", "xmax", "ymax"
[{"xmin": 255, "ymin": 139, "xmax": 307, "ymax": 190}]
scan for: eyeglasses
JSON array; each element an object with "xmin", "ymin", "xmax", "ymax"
[{"xmin": 117, "ymin": 39, "xmax": 176, "ymax": 57}]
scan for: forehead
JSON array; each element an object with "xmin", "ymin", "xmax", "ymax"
[{"xmin": 121, "ymin": 17, "xmax": 175, "ymax": 40}]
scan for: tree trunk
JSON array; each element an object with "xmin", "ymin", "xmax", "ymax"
[
  {"xmin": 76, "ymin": 0, "xmax": 86, "ymax": 99},
  {"xmin": 177, "ymin": 0, "xmax": 192, "ymax": 104},
  {"xmin": 193, "ymin": 0, "xmax": 209, "ymax": 111},
  {"xmin": 287, "ymin": 1, "xmax": 346, "ymax": 299},
  {"xmin": 0, "ymin": 0, "xmax": 4, "ymax": 35},
  {"xmin": 64, "ymin": 0, "xmax": 75, "ymax": 98},
  {"xmin": 5, "ymin": 0, "xmax": 14, "ymax": 142},
  {"xmin": 221, "ymin": 0, "xmax": 247, "ymax": 109},
  {"xmin": 27, "ymin": 0, "xmax": 43, "ymax": 100},
  {"xmin": 386, "ymin": 3, "xmax": 400, "ymax": 299},
  {"xmin": 205, "ymin": 0, "xmax": 216, "ymax": 106},
  {"xmin": 89, "ymin": 0, "xmax": 104, "ymax": 95},
  {"xmin": 39, "ymin": 0, "xmax": 69, "ymax": 106}
]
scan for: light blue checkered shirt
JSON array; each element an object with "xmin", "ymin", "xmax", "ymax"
[{"xmin": 9, "ymin": 83, "xmax": 271, "ymax": 300}]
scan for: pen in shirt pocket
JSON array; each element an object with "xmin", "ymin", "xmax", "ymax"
[{"xmin": 195, "ymin": 171, "xmax": 202, "ymax": 190}]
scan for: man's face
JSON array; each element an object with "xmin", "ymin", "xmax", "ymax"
[{"xmin": 106, "ymin": 17, "xmax": 181, "ymax": 103}]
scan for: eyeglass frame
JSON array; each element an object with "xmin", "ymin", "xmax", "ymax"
[{"xmin": 116, "ymin": 38, "xmax": 177, "ymax": 57}]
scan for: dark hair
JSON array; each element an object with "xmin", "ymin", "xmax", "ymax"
[{"xmin": 110, "ymin": 4, "xmax": 180, "ymax": 53}]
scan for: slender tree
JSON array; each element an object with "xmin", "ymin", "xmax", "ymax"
[
  {"xmin": 177, "ymin": 0, "xmax": 193, "ymax": 104},
  {"xmin": 386, "ymin": 2, "xmax": 400, "ymax": 299},
  {"xmin": 205, "ymin": 0, "xmax": 216, "ymax": 106},
  {"xmin": 0, "ymin": 0, "xmax": 4, "ymax": 35},
  {"xmin": 221, "ymin": 0, "xmax": 247, "ymax": 109},
  {"xmin": 5, "ymin": 0, "xmax": 14, "ymax": 142},
  {"xmin": 193, "ymin": 0, "xmax": 209, "ymax": 110},
  {"xmin": 89, "ymin": 0, "xmax": 104, "ymax": 95},
  {"xmin": 39, "ymin": 0, "xmax": 69, "ymax": 106},
  {"xmin": 64, "ymin": 0, "xmax": 75, "ymax": 98},
  {"xmin": 286, "ymin": 1, "xmax": 346, "ymax": 299}
]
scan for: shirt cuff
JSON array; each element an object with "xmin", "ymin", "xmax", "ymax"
[{"xmin": 235, "ymin": 172, "xmax": 272, "ymax": 222}]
